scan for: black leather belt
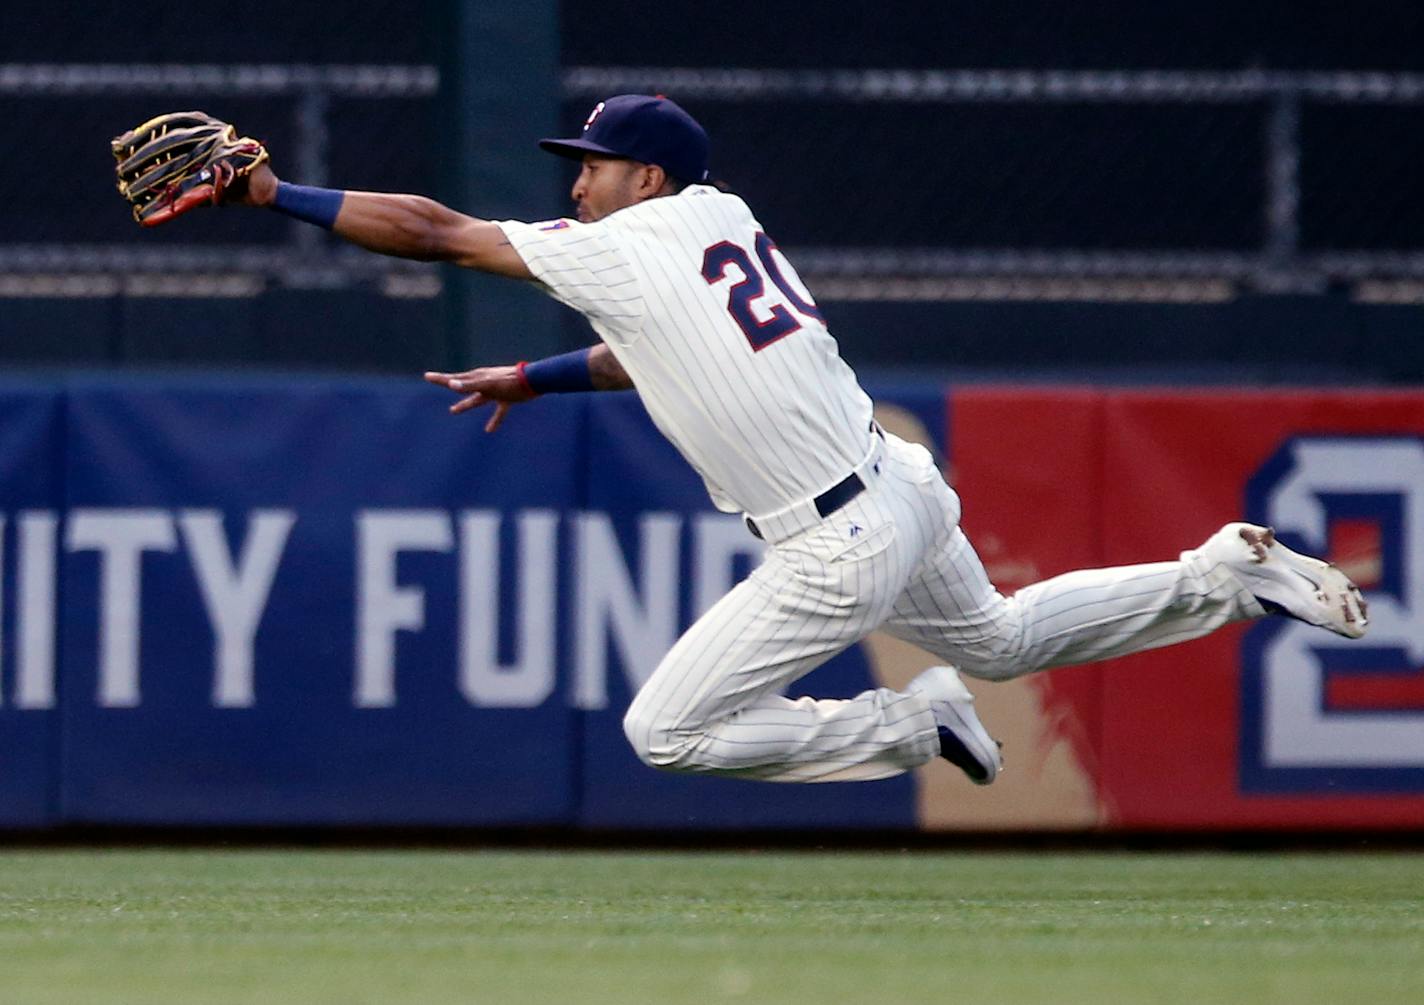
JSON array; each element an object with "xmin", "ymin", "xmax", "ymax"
[
  {"xmin": 745, "ymin": 471, "xmax": 864, "ymax": 540},
  {"xmin": 745, "ymin": 421, "xmax": 884, "ymax": 541}
]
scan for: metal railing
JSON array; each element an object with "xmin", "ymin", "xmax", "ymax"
[
  {"xmin": 4, "ymin": 64, "xmax": 1424, "ymax": 303},
  {"xmin": 0, "ymin": 63, "xmax": 441, "ymax": 298},
  {"xmin": 565, "ymin": 67, "xmax": 1424, "ymax": 301}
]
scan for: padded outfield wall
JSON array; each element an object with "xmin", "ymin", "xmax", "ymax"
[{"xmin": 0, "ymin": 375, "xmax": 1420, "ymax": 832}]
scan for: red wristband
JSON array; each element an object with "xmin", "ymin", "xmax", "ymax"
[{"xmin": 513, "ymin": 361, "xmax": 539, "ymax": 398}]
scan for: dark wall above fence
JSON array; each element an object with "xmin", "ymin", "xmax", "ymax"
[{"xmin": 2, "ymin": 1, "xmax": 1422, "ymax": 381}]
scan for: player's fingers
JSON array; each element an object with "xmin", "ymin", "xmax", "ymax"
[
  {"xmin": 423, "ymin": 371, "xmax": 458, "ymax": 388},
  {"xmin": 211, "ymin": 160, "xmax": 235, "ymax": 205},
  {"xmin": 449, "ymin": 392, "xmax": 486, "ymax": 414},
  {"xmin": 485, "ymin": 402, "xmax": 513, "ymax": 434}
]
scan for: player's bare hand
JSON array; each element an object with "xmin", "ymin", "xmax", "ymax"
[
  {"xmin": 424, "ymin": 365, "xmax": 536, "ymax": 433},
  {"xmin": 228, "ymin": 162, "xmax": 279, "ymax": 207}
]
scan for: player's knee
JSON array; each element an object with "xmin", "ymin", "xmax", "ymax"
[
  {"xmin": 620, "ymin": 702, "xmax": 659, "ymax": 766},
  {"xmin": 955, "ymin": 657, "xmax": 1029, "ymax": 683},
  {"xmin": 955, "ymin": 644, "xmax": 1033, "ymax": 682},
  {"xmin": 948, "ymin": 600, "xmax": 1032, "ymax": 682},
  {"xmin": 621, "ymin": 699, "xmax": 693, "ymax": 771}
]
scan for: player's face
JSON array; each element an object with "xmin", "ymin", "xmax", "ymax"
[{"xmin": 571, "ymin": 154, "xmax": 646, "ymax": 223}]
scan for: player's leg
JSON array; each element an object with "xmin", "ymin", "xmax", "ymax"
[
  {"xmin": 622, "ymin": 547, "xmax": 936, "ymax": 782},
  {"xmin": 623, "ymin": 471, "xmax": 944, "ymax": 782},
  {"xmin": 880, "ymin": 476, "xmax": 1278, "ymax": 681}
]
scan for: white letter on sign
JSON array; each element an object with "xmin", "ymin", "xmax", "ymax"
[
  {"xmin": 692, "ymin": 513, "xmax": 765, "ymax": 620},
  {"xmin": 573, "ymin": 512, "xmax": 681, "ymax": 710},
  {"xmin": 16, "ymin": 511, "xmax": 58, "ymax": 709},
  {"xmin": 66, "ymin": 509, "xmax": 178, "ymax": 707},
  {"xmin": 459, "ymin": 510, "xmax": 558, "ymax": 708},
  {"xmin": 355, "ymin": 510, "xmax": 452, "ymax": 708},
  {"xmin": 180, "ymin": 509, "xmax": 296, "ymax": 708}
]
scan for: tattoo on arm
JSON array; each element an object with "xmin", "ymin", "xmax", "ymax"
[{"xmin": 589, "ymin": 344, "xmax": 635, "ymax": 391}]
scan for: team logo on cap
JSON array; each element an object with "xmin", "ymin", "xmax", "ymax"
[{"xmin": 583, "ymin": 101, "xmax": 606, "ymax": 132}]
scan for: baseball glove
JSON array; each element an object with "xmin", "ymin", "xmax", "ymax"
[{"xmin": 111, "ymin": 111, "xmax": 269, "ymax": 227}]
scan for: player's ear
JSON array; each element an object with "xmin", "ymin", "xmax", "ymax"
[{"xmin": 638, "ymin": 163, "xmax": 670, "ymax": 198}]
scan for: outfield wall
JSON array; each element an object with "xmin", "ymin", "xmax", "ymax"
[{"xmin": 0, "ymin": 375, "xmax": 1420, "ymax": 832}]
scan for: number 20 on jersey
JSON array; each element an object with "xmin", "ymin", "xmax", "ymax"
[{"xmin": 702, "ymin": 232, "xmax": 824, "ymax": 351}]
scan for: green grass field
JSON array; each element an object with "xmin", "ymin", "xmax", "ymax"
[{"xmin": 0, "ymin": 848, "xmax": 1420, "ymax": 1004}]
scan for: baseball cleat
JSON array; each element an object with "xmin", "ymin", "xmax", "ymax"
[
  {"xmin": 907, "ymin": 665, "xmax": 1002, "ymax": 785},
  {"xmin": 1204, "ymin": 522, "xmax": 1368, "ymax": 639}
]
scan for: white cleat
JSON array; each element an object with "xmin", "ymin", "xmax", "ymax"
[
  {"xmin": 1203, "ymin": 522, "xmax": 1368, "ymax": 639},
  {"xmin": 907, "ymin": 665, "xmax": 1002, "ymax": 785}
]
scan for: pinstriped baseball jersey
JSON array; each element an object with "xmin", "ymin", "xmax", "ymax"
[{"xmin": 497, "ymin": 185, "xmax": 873, "ymax": 517}]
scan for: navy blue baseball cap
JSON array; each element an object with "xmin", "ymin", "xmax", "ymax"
[{"xmin": 539, "ymin": 94, "xmax": 710, "ymax": 183}]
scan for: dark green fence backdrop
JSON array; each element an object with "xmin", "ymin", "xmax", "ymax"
[{"xmin": 2, "ymin": 1, "xmax": 1423, "ymax": 381}]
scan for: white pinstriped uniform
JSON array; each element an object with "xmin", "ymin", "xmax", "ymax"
[
  {"xmin": 501, "ymin": 188, "xmax": 872, "ymax": 517},
  {"xmin": 498, "ymin": 187, "xmax": 1265, "ymax": 783}
]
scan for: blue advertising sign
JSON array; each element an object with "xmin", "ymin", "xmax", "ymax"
[
  {"xmin": 0, "ymin": 383, "xmax": 63, "ymax": 827},
  {"xmin": 58, "ymin": 376, "xmax": 584, "ymax": 825}
]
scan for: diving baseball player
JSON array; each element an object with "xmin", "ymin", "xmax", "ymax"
[{"xmin": 112, "ymin": 97, "xmax": 1369, "ymax": 786}]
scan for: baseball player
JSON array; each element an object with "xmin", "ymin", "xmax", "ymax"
[{"xmin": 114, "ymin": 96, "xmax": 1368, "ymax": 786}]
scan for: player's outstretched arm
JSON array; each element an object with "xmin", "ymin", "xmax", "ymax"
[
  {"xmin": 239, "ymin": 164, "xmax": 532, "ymax": 280},
  {"xmin": 425, "ymin": 345, "xmax": 633, "ymax": 433}
]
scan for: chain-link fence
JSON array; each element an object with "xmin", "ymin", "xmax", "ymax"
[
  {"xmin": 563, "ymin": 67, "xmax": 1424, "ymax": 300},
  {"xmin": 4, "ymin": 0, "xmax": 1424, "ymax": 375},
  {"xmin": 0, "ymin": 1, "xmax": 447, "ymax": 368},
  {"xmin": 1, "ymin": 63, "xmax": 441, "ymax": 284}
]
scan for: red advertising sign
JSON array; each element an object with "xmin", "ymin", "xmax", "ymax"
[{"xmin": 947, "ymin": 388, "xmax": 1424, "ymax": 831}]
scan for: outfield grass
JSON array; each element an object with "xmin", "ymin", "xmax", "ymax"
[{"xmin": 0, "ymin": 848, "xmax": 1420, "ymax": 1004}]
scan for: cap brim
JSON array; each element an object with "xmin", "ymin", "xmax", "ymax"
[{"xmin": 538, "ymin": 137, "xmax": 625, "ymax": 161}]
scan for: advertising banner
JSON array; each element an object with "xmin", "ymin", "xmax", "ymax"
[
  {"xmin": 945, "ymin": 388, "xmax": 1424, "ymax": 831},
  {"xmin": 0, "ymin": 384, "xmax": 63, "ymax": 827},
  {"xmin": 2, "ymin": 376, "xmax": 1420, "ymax": 832},
  {"xmin": 1098, "ymin": 391, "xmax": 1424, "ymax": 829},
  {"xmin": 939, "ymin": 388, "xmax": 1107, "ymax": 831},
  {"xmin": 57, "ymin": 377, "xmax": 584, "ymax": 825}
]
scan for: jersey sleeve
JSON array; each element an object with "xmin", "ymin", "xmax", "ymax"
[{"xmin": 496, "ymin": 218, "xmax": 646, "ymax": 337}]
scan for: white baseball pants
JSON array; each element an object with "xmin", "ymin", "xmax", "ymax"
[{"xmin": 622, "ymin": 431, "xmax": 1264, "ymax": 782}]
